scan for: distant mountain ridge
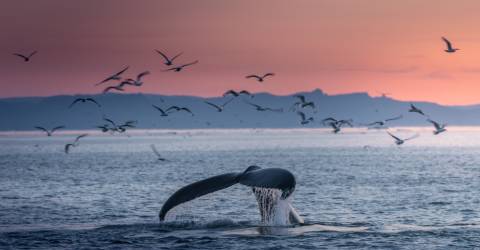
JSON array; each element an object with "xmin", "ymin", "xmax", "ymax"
[{"xmin": 1, "ymin": 89, "xmax": 479, "ymax": 131}]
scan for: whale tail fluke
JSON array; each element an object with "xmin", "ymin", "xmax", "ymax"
[{"xmin": 159, "ymin": 172, "xmax": 240, "ymax": 221}]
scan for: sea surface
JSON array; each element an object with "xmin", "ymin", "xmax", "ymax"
[{"xmin": 1, "ymin": 128, "xmax": 480, "ymax": 249}]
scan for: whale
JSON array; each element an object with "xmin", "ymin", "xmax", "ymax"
[{"xmin": 159, "ymin": 165, "xmax": 304, "ymax": 224}]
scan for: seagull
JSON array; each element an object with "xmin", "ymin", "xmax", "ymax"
[
  {"xmin": 245, "ymin": 101, "xmax": 283, "ymax": 112},
  {"xmin": 322, "ymin": 118, "xmax": 353, "ymax": 133},
  {"xmin": 427, "ymin": 119, "xmax": 447, "ymax": 135},
  {"xmin": 442, "ymin": 37, "xmax": 459, "ymax": 53},
  {"xmin": 297, "ymin": 111, "xmax": 314, "ymax": 125},
  {"xmin": 35, "ymin": 126, "xmax": 65, "ymax": 136},
  {"xmin": 155, "ymin": 50, "xmax": 183, "ymax": 66},
  {"xmin": 64, "ymin": 134, "xmax": 88, "ymax": 154},
  {"xmin": 152, "ymin": 105, "xmax": 169, "ymax": 116},
  {"xmin": 246, "ymin": 73, "xmax": 274, "ymax": 82},
  {"xmin": 408, "ymin": 103, "xmax": 425, "ymax": 116},
  {"xmin": 164, "ymin": 60, "xmax": 198, "ymax": 72},
  {"xmin": 387, "ymin": 131, "xmax": 419, "ymax": 145},
  {"xmin": 292, "ymin": 95, "xmax": 315, "ymax": 110},
  {"xmin": 13, "ymin": 51, "xmax": 37, "ymax": 62},
  {"xmin": 96, "ymin": 66, "xmax": 129, "ymax": 86},
  {"xmin": 120, "ymin": 71, "xmax": 150, "ymax": 87},
  {"xmin": 165, "ymin": 106, "xmax": 194, "ymax": 116},
  {"xmin": 102, "ymin": 85, "xmax": 124, "ymax": 94},
  {"xmin": 223, "ymin": 90, "xmax": 253, "ymax": 98},
  {"xmin": 69, "ymin": 98, "xmax": 101, "ymax": 108},
  {"xmin": 367, "ymin": 115, "xmax": 403, "ymax": 127},
  {"xmin": 150, "ymin": 144, "xmax": 167, "ymax": 161},
  {"xmin": 204, "ymin": 98, "xmax": 234, "ymax": 112}
]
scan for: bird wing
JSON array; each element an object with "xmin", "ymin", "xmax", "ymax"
[
  {"xmin": 114, "ymin": 66, "xmax": 129, "ymax": 77},
  {"xmin": 263, "ymin": 73, "xmax": 275, "ymax": 78},
  {"xmin": 137, "ymin": 71, "xmax": 150, "ymax": 80},
  {"xmin": 385, "ymin": 115, "xmax": 403, "ymax": 122},
  {"xmin": 51, "ymin": 126, "xmax": 65, "ymax": 133},
  {"xmin": 223, "ymin": 90, "xmax": 238, "ymax": 97},
  {"xmin": 246, "ymin": 75, "xmax": 261, "ymax": 80},
  {"xmin": 155, "ymin": 50, "xmax": 170, "ymax": 62},
  {"xmin": 171, "ymin": 52, "xmax": 183, "ymax": 61},
  {"xmin": 427, "ymin": 119, "xmax": 441, "ymax": 130},
  {"xmin": 150, "ymin": 144, "xmax": 161, "ymax": 157},
  {"xmin": 239, "ymin": 90, "xmax": 251, "ymax": 96},
  {"xmin": 34, "ymin": 126, "xmax": 48, "ymax": 134},
  {"xmin": 245, "ymin": 101, "xmax": 261, "ymax": 109},
  {"xmin": 69, "ymin": 98, "xmax": 83, "ymax": 108},
  {"xmin": 28, "ymin": 51, "xmax": 38, "ymax": 58},
  {"xmin": 322, "ymin": 117, "xmax": 337, "ymax": 124},
  {"xmin": 74, "ymin": 133, "xmax": 88, "ymax": 143},
  {"xmin": 13, "ymin": 53, "xmax": 28, "ymax": 60},
  {"xmin": 222, "ymin": 98, "xmax": 235, "ymax": 107},
  {"xmin": 65, "ymin": 144, "xmax": 74, "ymax": 154},
  {"xmin": 181, "ymin": 60, "xmax": 199, "ymax": 67},
  {"xmin": 387, "ymin": 132, "xmax": 402, "ymax": 142},
  {"xmin": 85, "ymin": 98, "xmax": 101, "ymax": 107},
  {"xmin": 405, "ymin": 133, "xmax": 420, "ymax": 141},
  {"xmin": 441, "ymin": 37, "xmax": 453, "ymax": 50},
  {"xmin": 103, "ymin": 85, "xmax": 124, "ymax": 93},
  {"xmin": 103, "ymin": 118, "xmax": 116, "ymax": 127},
  {"xmin": 367, "ymin": 121, "xmax": 382, "ymax": 126},
  {"xmin": 166, "ymin": 106, "xmax": 180, "ymax": 112},
  {"xmin": 180, "ymin": 107, "xmax": 194, "ymax": 115},
  {"xmin": 152, "ymin": 105, "xmax": 167, "ymax": 115}
]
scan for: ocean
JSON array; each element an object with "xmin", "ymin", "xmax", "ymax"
[{"xmin": 1, "ymin": 128, "xmax": 480, "ymax": 249}]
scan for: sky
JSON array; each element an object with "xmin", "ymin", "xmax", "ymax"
[{"xmin": 2, "ymin": 0, "xmax": 480, "ymax": 105}]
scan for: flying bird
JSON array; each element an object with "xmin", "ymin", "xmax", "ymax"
[
  {"xmin": 387, "ymin": 131, "xmax": 419, "ymax": 145},
  {"xmin": 441, "ymin": 37, "xmax": 459, "ymax": 53},
  {"xmin": 246, "ymin": 73, "xmax": 274, "ymax": 82},
  {"xmin": 166, "ymin": 106, "xmax": 194, "ymax": 116},
  {"xmin": 408, "ymin": 104, "xmax": 425, "ymax": 116},
  {"xmin": 150, "ymin": 144, "xmax": 167, "ymax": 161},
  {"xmin": 204, "ymin": 98, "xmax": 234, "ymax": 112},
  {"xmin": 34, "ymin": 126, "xmax": 65, "ymax": 136},
  {"xmin": 69, "ymin": 98, "xmax": 101, "ymax": 108},
  {"xmin": 291, "ymin": 95, "xmax": 315, "ymax": 110},
  {"xmin": 155, "ymin": 50, "xmax": 183, "ymax": 66},
  {"xmin": 322, "ymin": 118, "xmax": 353, "ymax": 133},
  {"xmin": 245, "ymin": 101, "xmax": 283, "ymax": 112},
  {"xmin": 297, "ymin": 111, "xmax": 314, "ymax": 125},
  {"xmin": 13, "ymin": 51, "xmax": 37, "ymax": 62},
  {"xmin": 427, "ymin": 119, "xmax": 447, "ymax": 135},
  {"xmin": 223, "ymin": 90, "xmax": 253, "ymax": 98},
  {"xmin": 102, "ymin": 85, "xmax": 124, "ymax": 94},
  {"xmin": 367, "ymin": 115, "xmax": 403, "ymax": 127},
  {"xmin": 164, "ymin": 60, "xmax": 198, "ymax": 72},
  {"xmin": 95, "ymin": 66, "xmax": 129, "ymax": 86},
  {"xmin": 64, "ymin": 134, "xmax": 88, "ymax": 154}
]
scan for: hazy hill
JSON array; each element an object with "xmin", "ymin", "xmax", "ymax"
[{"xmin": 0, "ymin": 89, "xmax": 478, "ymax": 130}]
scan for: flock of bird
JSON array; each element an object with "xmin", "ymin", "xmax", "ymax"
[{"xmin": 25, "ymin": 36, "xmax": 459, "ymax": 156}]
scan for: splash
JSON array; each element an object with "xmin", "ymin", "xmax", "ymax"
[{"xmin": 252, "ymin": 188, "xmax": 292, "ymax": 226}]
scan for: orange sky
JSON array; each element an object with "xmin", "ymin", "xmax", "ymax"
[{"xmin": 2, "ymin": 0, "xmax": 480, "ymax": 105}]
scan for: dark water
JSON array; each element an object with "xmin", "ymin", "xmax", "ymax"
[{"xmin": 1, "ymin": 129, "xmax": 480, "ymax": 249}]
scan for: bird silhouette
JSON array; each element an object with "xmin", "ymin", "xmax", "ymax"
[
  {"xmin": 297, "ymin": 111, "xmax": 314, "ymax": 125},
  {"xmin": 150, "ymin": 144, "xmax": 167, "ymax": 161},
  {"xmin": 427, "ymin": 119, "xmax": 447, "ymax": 135},
  {"xmin": 387, "ymin": 131, "xmax": 418, "ymax": 145},
  {"xmin": 13, "ymin": 51, "xmax": 37, "ymax": 62},
  {"xmin": 69, "ymin": 98, "xmax": 101, "ymax": 108},
  {"xmin": 408, "ymin": 104, "xmax": 425, "ymax": 116},
  {"xmin": 246, "ymin": 73, "xmax": 274, "ymax": 82},
  {"xmin": 155, "ymin": 50, "xmax": 183, "ymax": 66},
  {"xmin": 35, "ymin": 126, "xmax": 65, "ymax": 136},
  {"xmin": 441, "ymin": 37, "xmax": 459, "ymax": 53},
  {"xmin": 96, "ymin": 66, "xmax": 129, "ymax": 86},
  {"xmin": 204, "ymin": 98, "xmax": 234, "ymax": 112}
]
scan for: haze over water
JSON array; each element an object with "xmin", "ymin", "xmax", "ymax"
[{"xmin": 1, "ymin": 128, "xmax": 480, "ymax": 249}]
